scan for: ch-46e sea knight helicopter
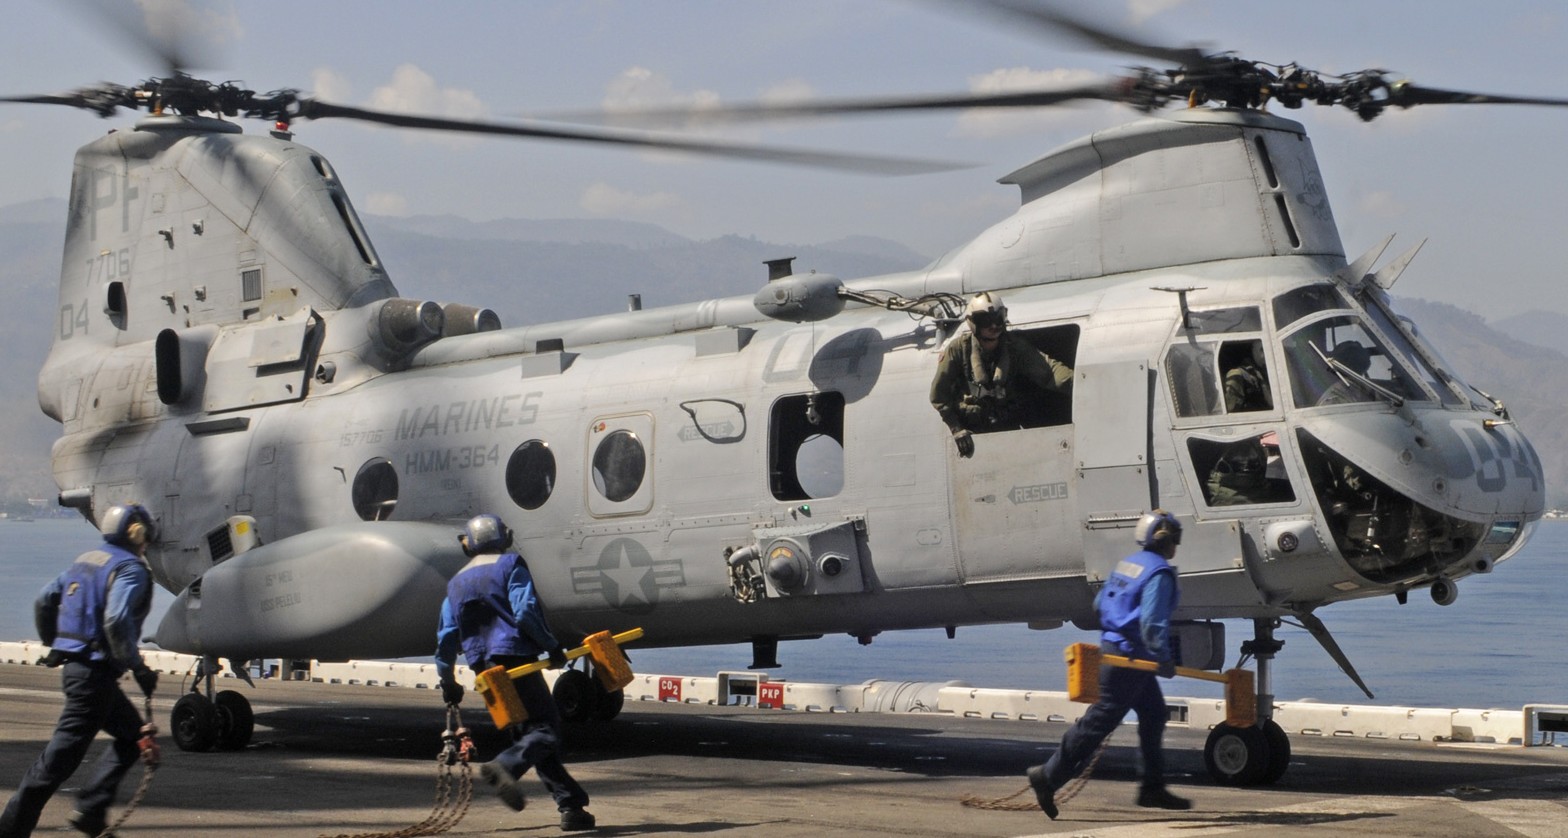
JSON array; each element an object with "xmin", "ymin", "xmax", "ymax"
[{"xmin": 5, "ymin": 2, "xmax": 1551, "ymax": 784}]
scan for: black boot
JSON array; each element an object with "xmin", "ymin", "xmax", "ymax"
[
  {"xmin": 1026, "ymin": 765, "xmax": 1058, "ymax": 819},
  {"xmin": 1136, "ymin": 786, "xmax": 1192, "ymax": 810}
]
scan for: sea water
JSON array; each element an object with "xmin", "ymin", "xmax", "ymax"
[{"xmin": 1, "ymin": 517, "xmax": 1562, "ymax": 710}]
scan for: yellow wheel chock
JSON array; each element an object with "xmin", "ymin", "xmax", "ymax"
[
  {"xmin": 474, "ymin": 628, "xmax": 644, "ymax": 728},
  {"xmin": 1065, "ymin": 642, "xmax": 1256, "ymax": 728}
]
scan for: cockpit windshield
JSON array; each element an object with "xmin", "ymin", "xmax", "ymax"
[
  {"xmin": 1281, "ymin": 315, "xmax": 1428, "ymax": 408},
  {"xmin": 1357, "ymin": 294, "xmax": 1468, "ymax": 407}
]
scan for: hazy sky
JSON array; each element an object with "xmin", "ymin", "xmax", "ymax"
[{"xmin": 2, "ymin": 0, "xmax": 1565, "ymax": 321}]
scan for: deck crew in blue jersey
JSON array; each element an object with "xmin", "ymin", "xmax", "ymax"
[
  {"xmin": 0, "ymin": 504, "xmax": 161, "ymax": 838},
  {"xmin": 435, "ymin": 513, "xmax": 597, "ymax": 832},
  {"xmin": 1026, "ymin": 509, "xmax": 1194, "ymax": 819}
]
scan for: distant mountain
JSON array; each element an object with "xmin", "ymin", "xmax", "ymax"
[
  {"xmin": 1490, "ymin": 310, "xmax": 1568, "ymax": 358},
  {"xmin": 367, "ymin": 213, "xmax": 688, "ymax": 249}
]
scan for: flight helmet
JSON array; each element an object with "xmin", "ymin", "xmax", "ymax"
[
  {"xmin": 100, "ymin": 503, "xmax": 157, "ymax": 547},
  {"xmin": 461, "ymin": 513, "xmax": 513, "ymax": 555},
  {"xmin": 1331, "ymin": 341, "xmax": 1371, "ymax": 375},
  {"xmin": 1133, "ymin": 509, "xmax": 1182, "ymax": 549},
  {"xmin": 966, "ymin": 292, "xmax": 1007, "ymax": 331}
]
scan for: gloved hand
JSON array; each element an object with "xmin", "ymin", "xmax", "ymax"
[
  {"xmin": 1156, "ymin": 659, "xmax": 1176, "ymax": 679},
  {"xmin": 548, "ymin": 645, "xmax": 569, "ymax": 669},
  {"xmin": 953, "ymin": 429, "xmax": 975, "ymax": 458},
  {"xmin": 440, "ymin": 679, "xmax": 464, "ymax": 706},
  {"xmin": 132, "ymin": 665, "xmax": 158, "ymax": 696}
]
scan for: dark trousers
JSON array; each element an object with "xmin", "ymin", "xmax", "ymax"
[
  {"xmin": 0, "ymin": 661, "xmax": 144, "ymax": 837},
  {"xmin": 488, "ymin": 663, "xmax": 589, "ymax": 811},
  {"xmin": 1039, "ymin": 647, "xmax": 1170, "ymax": 792}
]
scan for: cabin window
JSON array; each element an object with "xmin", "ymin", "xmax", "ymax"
[
  {"xmin": 1188, "ymin": 433, "xmax": 1295, "ymax": 507},
  {"xmin": 1185, "ymin": 307, "xmax": 1261, "ymax": 334},
  {"xmin": 506, "ymin": 440, "xmax": 556, "ymax": 510},
  {"xmin": 770, "ymin": 392, "xmax": 844, "ymax": 501},
  {"xmin": 351, "ymin": 458, "xmax": 399, "ymax": 521},
  {"xmin": 592, "ymin": 429, "xmax": 645, "ymax": 503}
]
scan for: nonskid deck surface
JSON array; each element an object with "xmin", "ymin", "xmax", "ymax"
[{"xmin": 1, "ymin": 663, "xmax": 1565, "ymax": 837}]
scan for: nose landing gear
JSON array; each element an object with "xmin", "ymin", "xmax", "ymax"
[{"xmin": 1202, "ymin": 619, "xmax": 1290, "ymax": 785}]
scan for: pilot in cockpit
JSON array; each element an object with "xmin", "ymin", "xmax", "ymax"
[
  {"xmin": 1222, "ymin": 340, "xmax": 1272, "ymax": 413},
  {"xmin": 1317, "ymin": 341, "xmax": 1373, "ymax": 406}
]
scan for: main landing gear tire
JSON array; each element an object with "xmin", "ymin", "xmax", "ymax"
[
  {"xmin": 213, "ymin": 689, "xmax": 255, "ymax": 750},
  {"xmin": 171, "ymin": 693, "xmax": 217, "ymax": 752},
  {"xmin": 553, "ymin": 669, "xmax": 598, "ymax": 723},
  {"xmin": 1204, "ymin": 722, "xmax": 1275, "ymax": 786},
  {"xmin": 552, "ymin": 668, "xmax": 627, "ymax": 723}
]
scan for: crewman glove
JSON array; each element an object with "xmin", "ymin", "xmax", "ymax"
[
  {"xmin": 953, "ymin": 429, "xmax": 975, "ymax": 458},
  {"xmin": 548, "ymin": 645, "xmax": 569, "ymax": 669},
  {"xmin": 132, "ymin": 665, "xmax": 159, "ymax": 696},
  {"xmin": 441, "ymin": 679, "xmax": 464, "ymax": 705},
  {"xmin": 1156, "ymin": 659, "xmax": 1176, "ymax": 679}
]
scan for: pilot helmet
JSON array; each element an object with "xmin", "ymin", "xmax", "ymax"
[
  {"xmin": 966, "ymin": 292, "xmax": 1007, "ymax": 331},
  {"xmin": 1133, "ymin": 509, "xmax": 1182, "ymax": 549},
  {"xmin": 1331, "ymin": 341, "xmax": 1371, "ymax": 375},
  {"xmin": 1214, "ymin": 439, "xmax": 1266, "ymax": 478},
  {"xmin": 100, "ymin": 503, "xmax": 157, "ymax": 548},
  {"xmin": 460, "ymin": 513, "xmax": 513, "ymax": 555}
]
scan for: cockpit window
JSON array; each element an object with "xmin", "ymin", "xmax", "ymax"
[
  {"xmin": 1272, "ymin": 284, "xmax": 1348, "ymax": 329},
  {"xmin": 1189, "ymin": 432, "xmax": 1295, "ymax": 507},
  {"xmin": 1186, "ymin": 307, "xmax": 1262, "ymax": 334},
  {"xmin": 1165, "ymin": 337, "xmax": 1274, "ymax": 418},
  {"xmin": 1359, "ymin": 294, "xmax": 1467, "ymax": 407},
  {"xmin": 1281, "ymin": 315, "xmax": 1428, "ymax": 408}
]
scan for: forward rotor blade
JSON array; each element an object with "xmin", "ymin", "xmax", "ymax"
[
  {"xmin": 962, "ymin": 0, "xmax": 1207, "ymax": 68},
  {"xmin": 292, "ymin": 99, "xmax": 970, "ymax": 176},
  {"xmin": 538, "ymin": 80, "xmax": 1129, "ymax": 129},
  {"xmin": 0, "ymin": 85, "xmax": 136, "ymax": 117},
  {"xmin": 1387, "ymin": 81, "xmax": 1568, "ymax": 109}
]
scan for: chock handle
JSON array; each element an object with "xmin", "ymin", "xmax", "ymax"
[{"xmin": 476, "ymin": 628, "xmax": 644, "ymax": 693}]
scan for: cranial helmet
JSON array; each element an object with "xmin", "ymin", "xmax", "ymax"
[
  {"xmin": 461, "ymin": 513, "xmax": 513, "ymax": 555},
  {"xmin": 966, "ymin": 292, "xmax": 1007, "ymax": 330},
  {"xmin": 1133, "ymin": 509, "xmax": 1183, "ymax": 549},
  {"xmin": 1331, "ymin": 341, "xmax": 1371, "ymax": 375},
  {"xmin": 100, "ymin": 503, "xmax": 156, "ymax": 547}
]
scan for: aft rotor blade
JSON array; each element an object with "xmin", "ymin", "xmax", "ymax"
[
  {"xmin": 292, "ymin": 99, "xmax": 970, "ymax": 176},
  {"xmin": 538, "ymin": 81, "xmax": 1130, "ymax": 128},
  {"xmin": 1387, "ymin": 81, "xmax": 1568, "ymax": 109}
]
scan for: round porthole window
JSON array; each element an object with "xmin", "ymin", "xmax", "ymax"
[
  {"xmin": 351, "ymin": 458, "xmax": 398, "ymax": 521},
  {"xmin": 506, "ymin": 440, "xmax": 556, "ymax": 510},
  {"xmin": 592, "ymin": 429, "xmax": 645, "ymax": 503}
]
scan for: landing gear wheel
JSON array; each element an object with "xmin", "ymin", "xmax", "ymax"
[
  {"xmin": 552, "ymin": 669, "xmax": 599, "ymax": 723},
  {"xmin": 171, "ymin": 692, "xmax": 217, "ymax": 752},
  {"xmin": 1258, "ymin": 719, "xmax": 1291, "ymax": 785},
  {"xmin": 591, "ymin": 677, "xmax": 625, "ymax": 721},
  {"xmin": 1204, "ymin": 722, "xmax": 1268, "ymax": 786},
  {"xmin": 213, "ymin": 689, "xmax": 255, "ymax": 750}
]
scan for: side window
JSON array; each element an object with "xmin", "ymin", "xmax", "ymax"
[
  {"xmin": 505, "ymin": 440, "xmax": 555, "ymax": 510},
  {"xmin": 1188, "ymin": 433, "xmax": 1295, "ymax": 507},
  {"xmin": 1167, "ymin": 338, "xmax": 1274, "ymax": 418},
  {"xmin": 770, "ymin": 392, "xmax": 844, "ymax": 501},
  {"xmin": 586, "ymin": 414, "xmax": 654, "ymax": 517},
  {"xmin": 1219, "ymin": 339, "xmax": 1273, "ymax": 413},
  {"xmin": 351, "ymin": 457, "xmax": 398, "ymax": 521},
  {"xmin": 1166, "ymin": 343, "xmax": 1220, "ymax": 417}
]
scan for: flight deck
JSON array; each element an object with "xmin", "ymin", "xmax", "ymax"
[{"xmin": 1, "ymin": 654, "xmax": 1564, "ymax": 837}]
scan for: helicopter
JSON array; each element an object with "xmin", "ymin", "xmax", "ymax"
[{"xmin": 3, "ymin": 1, "xmax": 1552, "ymax": 787}]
